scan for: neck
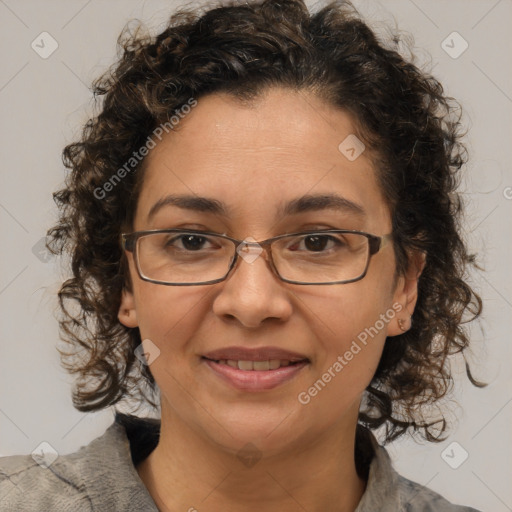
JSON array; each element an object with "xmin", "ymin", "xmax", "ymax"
[{"xmin": 136, "ymin": 402, "xmax": 367, "ymax": 512}]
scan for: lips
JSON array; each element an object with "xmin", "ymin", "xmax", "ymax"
[
  {"xmin": 203, "ymin": 359, "xmax": 309, "ymax": 391},
  {"xmin": 216, "ymin": 359, "xmax": 294, "ymax": 371},
  {"xmin": 201, "ymin": 346, "xmax": 310, "ymax": 391},
  {"xmin": 202, "ymin": 346, "xmax": 309, "ymax": 363}
]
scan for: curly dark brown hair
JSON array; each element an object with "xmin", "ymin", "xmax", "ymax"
[{"xmin": 47, "ymin": 0, "xmax": 484, "ymax": 443}]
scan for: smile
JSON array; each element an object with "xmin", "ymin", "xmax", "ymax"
[
  {"xmin": 202, "ymin": 357, "xmax": 309, "ymax": 391},
  {"xmin": 204, "ymin": 358, "xmax": 303, "ymax": 371}
]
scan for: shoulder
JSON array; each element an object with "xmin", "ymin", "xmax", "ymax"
[
  {"xmin": 0, "ymin": 414, "xmax": 159, "ymax": 512},
  {"xmin": 0, "ymin": 453, "xmax": 93, "ymax": 512},
  {"xmin": 355, "ymin": 426, "xmax": 482, "ymax": 512},
  {"xmin": 395, "ymin": 473, "xmax": 481, "ymax": 512}
]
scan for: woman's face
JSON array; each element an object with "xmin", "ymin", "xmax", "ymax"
[{"xmin": 119, "ymin": 87, "xmax": 419, "ymax": 455}]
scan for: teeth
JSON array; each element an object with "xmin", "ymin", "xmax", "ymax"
[
  {"xmin": 253, "ymin": 360, "xmax": 270, "ymax": 371},
  {"xmin": 269, "ymin": 359, "xmax": 281, "ymax": 370},
  {"xmin": 238, "ymin": 360, "xmax": 254, "ymax": 371},
  {"xmin": 216, "ymin": 359, "xmax": 301, "ymax": 370}
]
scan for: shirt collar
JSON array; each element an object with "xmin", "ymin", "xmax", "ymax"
[{"xmin": 354, "ymin": 426, "xmax": 402, "ymax": 512}]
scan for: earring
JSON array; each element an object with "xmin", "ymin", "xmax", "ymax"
[{"xmin": 398, "ymin": 318, "xmax": 407, "ymax": 332}]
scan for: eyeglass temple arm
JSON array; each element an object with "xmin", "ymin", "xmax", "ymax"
[
  {"xmin": 121, "ymin": 234, "xmax": 134, "ymax": 252},
  {"xmin": 369, "ymin": 232, "xmax": 393, "ymax": 255}
]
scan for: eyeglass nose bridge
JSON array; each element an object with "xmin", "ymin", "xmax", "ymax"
[{"xmin": 229, "ymin": 237, "xmax": 279, "ymax": 279}]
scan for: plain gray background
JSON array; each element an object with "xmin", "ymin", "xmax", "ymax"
[{"xmin": 1, "ymin": 1, "xmax": 511, "ymax": 510}]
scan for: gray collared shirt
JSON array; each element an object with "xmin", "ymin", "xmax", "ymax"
[{"xmin": 0, "ymin": 415, "xmax": 481, "ymax": 511}]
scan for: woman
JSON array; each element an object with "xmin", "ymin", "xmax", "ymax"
[{"xmin": 0, "ymin": 1, "xmax": 484, "ymax": 510}]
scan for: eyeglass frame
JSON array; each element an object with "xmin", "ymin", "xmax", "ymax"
[{"xmin": 121, "ymin": 228, "xmax": 393, "ymax": 286}]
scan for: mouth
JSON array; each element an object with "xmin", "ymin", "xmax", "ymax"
[
  {"xmin": 201, "ymin": 357, "xmax": 308, "ymax": 371},
  {"xmin": 201, "ymin": 349, "xmax": 310, "ymax": 391}
]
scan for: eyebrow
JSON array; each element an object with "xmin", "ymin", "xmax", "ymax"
[
  {"xmin": 148, "ymin": 195, "xmax": 229, "ymax": 221},
  {"xmin": 147, "ymin": 193, "xmax": 366, "ymax": 221},
  {"xmin": 281, "ymin": 194, "xmax": 365, "ymax": 217}
]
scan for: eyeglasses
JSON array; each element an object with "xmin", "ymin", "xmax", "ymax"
[{"xmin": 121, "ymin": 229, "xmax": 392, "ymax": 286}]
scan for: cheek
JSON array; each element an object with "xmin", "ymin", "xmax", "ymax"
[
  {"xmin": 134, "ymin": 284, "xmax": 211, "ymax": 353},
  {"xmin": 315, "ymin": 294, "xmax": 389, "ymax": 377},
  {"xmin": 296, "ymin": 294, "xmax": 392, "ymax": 418},
  {"xmin": 302, "ymin": 267, "xmax": 396, "ymax": 394},
  {"xmin": 306, "ymin": 267, "xmax": 395, "ymax": 352}
]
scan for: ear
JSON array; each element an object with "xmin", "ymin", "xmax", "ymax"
[
  {"xmin": 118, "ymin": 287, "xmax": 139, "ymax": 328},
  {"xmin": 388, "ymin": 249, "xmax": 426, "ymax": 336}
]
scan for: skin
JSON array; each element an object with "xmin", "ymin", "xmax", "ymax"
[{"xmin": 118, "ymin": 87, "xmax": 424, "ymax": 512}]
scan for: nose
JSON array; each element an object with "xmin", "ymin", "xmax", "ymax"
[{"xmin": 211, "ymin": 245, "xmax": 293, "ymax": 328}]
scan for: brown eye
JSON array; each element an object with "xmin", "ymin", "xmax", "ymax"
[
  {"xmin": 173, "ymin": 234, "xmax": 209, "ymax": 251},
  {"xmin": 288, "ymin": 234, "xmax": 344, "ymax": 253}
]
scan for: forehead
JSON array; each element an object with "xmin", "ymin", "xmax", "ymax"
[{"xmin": 135, "ymin": 88, "xmax": 390, "ymax": 231}]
